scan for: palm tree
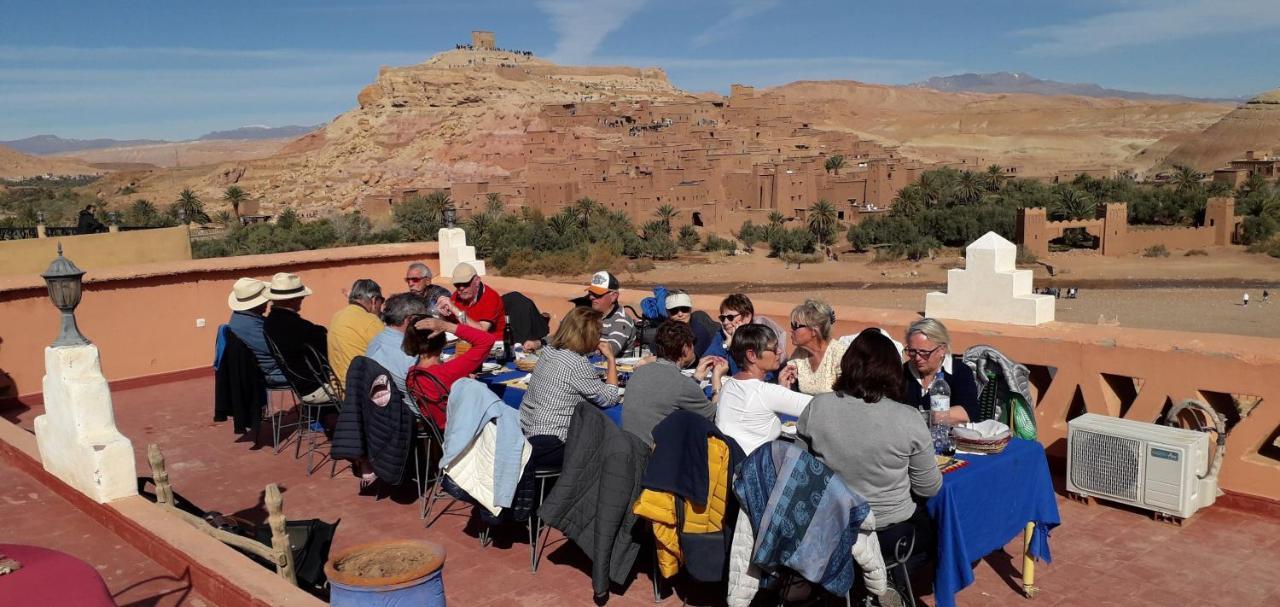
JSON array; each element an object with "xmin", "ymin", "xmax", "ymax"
[
  {"xmin": 174, "ymin": 188, "xmax": 209, "ymax": 223},
  {"xmin": 1242, "ymin": 173, "xmax": 1270, "ymax": 196},
  {"xmin": 955, "ymin": 171, "xmax": 985, "ymax": 205},
  {"xmin": 985, "ymin": 165, "xmax": 1004, "ymax": 191},
  {"xmin": 654, "ymin": 204, "xmax": 678, "ymax": 233},
  {"xmin": 767, "ymin": 211, "xmax": 785, "ymax": 228},
  {"xmin": 918, "ymin": 170, "xmax": 955, "ymax": 208},
  {"xmin": 464, "ymin": 211, "xmax": 493, "ymax": 243},
  {"xmin": 806, "ymin": 200, "xmax": 839, "ymax": 245},
  {"xmin": 222, "ymin": 185, "xmax": 247, "ymax": 218},
  {"xmin": 572, "ymin": 197, "xmax": 601, "ymax": 228},
  {"xmin": 1049, "ymin": 188, "xmax": 1096, "ymax": 221},
  {"xmin": 1171, "ymin": 165, "xmax": 1203, "ymax": 192},
  {"xmin": 125, "ymin": 199, "xmax": 158, "ymax": 226},
  {"xmin": 484, "ymin": 192, "xmax": 504, "ymax": 216},
  {"xmin": 824, "ymin": 154, "xmax": 847, "ymax": 175}
]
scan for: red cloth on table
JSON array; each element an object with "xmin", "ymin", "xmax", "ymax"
[
  {"xmin": 407, "ymin": 323, "xmax": 496, "ymax": 430},
  {"xmin": 0, "ymin": 544, "xmax": 115, "ymax": 606}
]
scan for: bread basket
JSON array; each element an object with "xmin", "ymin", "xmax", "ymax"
[
  {"xmin": 952, "ymin": 420, "xmax": 1011, "ymax": 454},
  {"xmin": 515, "ymin": 356, "xmax": 538, "ymax": 372}
]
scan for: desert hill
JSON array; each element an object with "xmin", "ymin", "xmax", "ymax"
[
  {"xmin": 82, "ymin": 47, "xmax": 1234, "ymax": 217},
  {"xmin": 52, "ymin": 138, "xmax": 297, "ymax": 169},
  {"xmin": 912, "ymin": 72, "xmax": 1237, "ymax": 104},
  {"xmin": 770, "ymin": 80, "xmax": 1232, "ymax": 176},
  {"xmin": 0, "ymin": 145, "xmax": 102, "ymax": 180},
  {"xmin": 1157, "ymin": 88, "xmax": 1280, "ymax": 171}
]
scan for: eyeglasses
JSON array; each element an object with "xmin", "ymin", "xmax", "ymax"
[
  {"xmin": 587, "ymin": 291, "xmax": 606, "ymax": 300},
  {"xmin": 790, "ymin": 322, "xmax": 809, "ymax": 331},
  {"xmin": 669, "ymin": 307, "xmax": 691, "ymax": 314},
  {"xmin": 718, "ymin": 312, "xmax": 742, "ymax": 323},
  {"xmin": 904, "ymin": 345, "xmax": 943, "ymax": 359}
]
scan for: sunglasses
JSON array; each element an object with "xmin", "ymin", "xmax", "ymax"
[
  {"xmin": 718, "ymin": 312, "xmax": 742, "ymax": 322},
  {"xmin": 405, "ymin": 276, "xmax": 424, "ymax": 283},
  {"xmin": 904, "ymin": 345, "xmax": 943, "ymax": 359},
  {"xmin": 669, "ymin": 307, "xmax": 692, "ymax": 314},
  {"xmin": 790, "ymin": 322, "xmax": 809, "ymax": 331},
  {"xmin": 588, "ymin": 291, "xmax": 607, "ymax": 300}
]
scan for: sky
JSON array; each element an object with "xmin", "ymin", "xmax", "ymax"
[{"xmin": 1, "ymin": 0, "xmax": 1277, "ymax": 140}]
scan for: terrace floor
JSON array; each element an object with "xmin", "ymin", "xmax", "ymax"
[{"xmin": 5, "ymin": 374, "xmax": 1280, "ymax": 606}]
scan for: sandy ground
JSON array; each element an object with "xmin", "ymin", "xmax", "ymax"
[{"xmin": 534, "ymin": 247, "xmax": 1280, "ymax": 338}]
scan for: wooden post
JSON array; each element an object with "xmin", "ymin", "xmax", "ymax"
[
  {"xmin": 265, "ymin": 483, "xmax": 297, "ymax": 585},
  {"xmin": 147, "ymin": 443, "xmax": 173, "ymax": 508}
]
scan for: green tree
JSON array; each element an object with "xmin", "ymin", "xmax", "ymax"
[
  {"xmin": 1048, "ymin": 187, "xmax": 1096, "ymax": 221},
  {"xmin": 392, "ymin": 192, "xmax": 449, "ymax": 241},
  {"xmin": 1171, "ymin": 165, "xmax": 1203, "ymax": 192},
  {"xmin": 654, "ymin": 203, "xmax": 678, "ymax": 233},
  {"xmin": 173, "ymin": 187, "xmax": 209, "ymax": 223},
  {"xmin": 276, "ymin": 207, "xmax": 299, "ymax": 230},
  {"xmin": 955, "ymin": 171, "xmax": 985, "ymax": 205},
  {"xmin": 572, "ymin": 197, "xmax": 601, "ymax": 228},
  {"xmin": 806, "ymin": 199, "xmax": 840, "ymax": 245},
  {"xmin": 124, "ymin": 199, "xmax": 160, "ymax": 226},
  {"xmin": 484, "ymin": 192, "xmax": 504, "ymax": 216},
  {"xmin": 824, "ymin": 154, "xmax": 847, "ymax": 175},
  {"xmin": 767, "ymin": 211, "xmax": 785, "ymax": 228},
  {"xmin": 222, "ymin": 185, "xmax": 247, "ymax": 218},
  {"xmin": 984, "ymin": 165, "xmax": 1004, "ymax": 191},
  {"xmin": 918, "ymin": 169, "xmax": 956, "ymax": 208},
  {"xmin": 677, "ymin": 224, "xmax": 700, "ymax": 250}
]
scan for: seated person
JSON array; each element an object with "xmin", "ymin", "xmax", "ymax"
[
  {"xmin": 328, "ymin": 279, "xmax": 385, "ymax": 386},
  {"xmin": 702, "ymin": 293, "xmax": 789, "ymax": 376},
  {"xmin": 714, "ymin": 324, "xmax": 811, "ymax": 454},
  {"xmin": 585, "ymin": 270, "xmax": 636, "ymax": 357},
  {"xmin": 405, "ymin": 261, "xmax": 450, "ymax": 305},
  {"xmin": 520, "ymin": 306, "xmax": 621, "ymax": 469},
  {"xmin": 798, "ymin": 328, "xmax": 941, "ymax": 589},
  {"xmin": 225, "ymin": 277, "xmax": 286, "ymax": 387},
  {"xmin": 434, "ymin": 262, "xmax": 505, "ymax": 339},
  {"xmin": 622, "ymin": 321, "xmax": 727, "ymax": 447},
  {"xmin": 786, "ymin": 299, "xmax": 848, "ymax": 395},
  {"xmin": 263, "ymin": 273, "xmax": 331, "ymax": 403},
  {"xmin": 662, "ymin": 290, "xmax": 717, "ymax": 359},
  {"xmin": 365, "ymin": 293, "xmax": 430, "ymax": 412},
  {"xmin": 902, "ymin": 318, "xmax": 979, "ymax": 425},
  {"xmin": 501, "ymin": 290, "xmax": 551, "ymax": 353},
  {"xmin": 404, "ymin": 316, "xmax": 496, "ymax": 430}
]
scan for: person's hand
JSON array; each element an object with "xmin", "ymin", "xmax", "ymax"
[
  {"xmin": 434, "ymin": 296, "xmax": 454, "ymax": 317},
  {"xmin": 778, "ymin": 363, "xmax": 798, "ymax": 388},
  {"xmin": 522, "ymin": 339, "xmax": 542, "ymax": 353},
  {"xmin": 635, "ymin": 355, "xmax": 656, "ymax": 368},
  {"xmin": 711, "ymin": 356, "xmax": 730, "ymax": 377},
  {"xmin": 597, "ymin": 341, "xmax": 616, "ymax": 361},
  {"xmin": 413, "ymin": 317, "xmax": 453, "ymax": 338},
  {"xmin": 695, "ymin": 356, "xmax": 716, "ymax": 377}
]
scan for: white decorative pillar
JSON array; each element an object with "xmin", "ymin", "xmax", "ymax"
[
  {"xmin": 437, "ymin": 227, "xmax": 486, "ymax": 279},
  {"xmin": 925, "ymin": 232, "xmax": 1055, "ymax": 326},
  {"xmin": 32, "ymin": 246, "xmax": 137, "ymax": 503}
]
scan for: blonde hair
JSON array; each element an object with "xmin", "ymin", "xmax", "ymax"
[
  {"xmin": 551, "ymin": 307, "xmax": 605, "ymax": 355},
  {"xmin": 790, "ymin": 299, "xmax": 835, "ymax": 340},
  {"xmin": 905, "ymin": 318, "xmax": 951, "ymax": 350}
]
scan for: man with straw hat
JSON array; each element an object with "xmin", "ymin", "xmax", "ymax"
[
  {"xmin": 226, "ymin": 277, "xmax": 286, "ymax": 386},
  {"xmin": 263, "ymin": 273, "xmax": 331, "ymax": 403}
]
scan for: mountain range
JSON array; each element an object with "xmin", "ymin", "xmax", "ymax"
[
  {"xmin": 911, "ymin": 72, "xmax": 1242, "ymax": 104},
  {"xmin": 0, "ymin": 124, "xmax": 321, "ymax": 155}
]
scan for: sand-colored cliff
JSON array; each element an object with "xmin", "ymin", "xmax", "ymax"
[
  {"xmin": 0, "ymin": 145, "xmax": 102, "ymax": 180},
  {"xmin": 1158, "ymin": 88, "xmax": 1280, "ymax": 171}
]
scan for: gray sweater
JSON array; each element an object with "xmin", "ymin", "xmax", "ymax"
[
  {"xmin": 622, "ymin": 359, "xmax": 716, "ymax": 447},
  {"xmin": 797, "ymin": 392, "xmax": 943, "ymax": 528}
]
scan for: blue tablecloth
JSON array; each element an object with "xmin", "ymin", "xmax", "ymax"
[
  {"xmin": 926, "ymin": 439, "xmax": 1060, "ymax": 607},
  {"xmin": 475, "ymin": 361, "xmax": 624, "ymax": 426}
]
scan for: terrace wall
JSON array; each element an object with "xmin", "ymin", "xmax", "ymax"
[
  {"xmin": 0, "ymin": 226, "xmax": 192, "ymax": 276},
  {"xmin": 0, "ymin": 246, "xmax": 1277, "ymax": 503}
]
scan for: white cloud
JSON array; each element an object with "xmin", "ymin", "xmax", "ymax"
[
  {"xmin": 1017, "ymin": 0, "xmax": 1280, "ymax": 55},
  {"xmin": 692, "ymin": 0, "xmax": 781, "ymax": 48},
  {"xmin": 535, "ymin": 0, "xmax": 649, "ymax": 64}
]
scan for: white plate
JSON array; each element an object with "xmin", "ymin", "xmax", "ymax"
[
  {"xmin": 481, "ymin": 362, "xmax": 503, "ymax": 373},
  {"xmin": 779, "ymin": 421, "xmax": 798, "ymax": 437},
  {"xmin": 616, "ymin": 357, "xmax": 642, "ymax": 366}
]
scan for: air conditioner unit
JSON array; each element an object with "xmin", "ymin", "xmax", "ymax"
[{"xmin": 1067, "ymin": 413, "xmax": 1217, "ymax": 520}]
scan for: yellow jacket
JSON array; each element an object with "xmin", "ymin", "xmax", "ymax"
[{"xmin": 632, "ymin": 436, "xmax": 732, "ymax": 578}]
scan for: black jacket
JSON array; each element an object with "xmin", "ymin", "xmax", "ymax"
[
  {"xmin": 501, "ymin": 291, "xmax": 550, "ymax": 344},
  {"xmin": 643, "ymin": 410, "xmax": 745, "ymax": 504},
  {"xmin": 213, "ymin": 329, "xmax": 266, "ymax": 434},
  {"xmin": 538, "ymin": 403, "xmax": 650, "ymax": 596},
  {"xmin": 902, "ymin": 359, "xmax": 981, "ymax": 421},
  {"xmin": 331, "ymin": 356, "xmax": 414, "ymax": 485},
  {"xmin": 264, "ymin": 308, "xmax": 328, "ymax": 395}
]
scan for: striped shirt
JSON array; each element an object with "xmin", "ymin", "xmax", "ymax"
[
  {"xmin": 600, "ymin": 305, "xmax": 636, "ymax": 357},
  {"xmin": 520, "ymin": 346, "xmax": 621, "ymax": 440}
]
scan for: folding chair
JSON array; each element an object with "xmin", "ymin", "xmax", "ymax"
[
  {"xmin": 406, "ymin": 370, "xmax": 449, "ymax": 519},
  {"xmin": 266, "ymin": 336, "xmax": 339, "ymax": 473}
]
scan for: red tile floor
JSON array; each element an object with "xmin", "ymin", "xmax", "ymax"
[{"xmin": 5, "ymin": 375, "xmax": 1280, "ymax": 606}]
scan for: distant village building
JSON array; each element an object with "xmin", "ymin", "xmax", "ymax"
[{"xmin": 1016, "ymin": 198, "xmax": 1240, "ymax": 258}]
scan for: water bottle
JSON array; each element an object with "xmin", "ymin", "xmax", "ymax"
[
  {"xmin": 928, "ymin": 371, "xmax": 955, "ymax": 455},
  {"xmin": 501, "ymin": 315, "xmax": 515, "ymax": 365}
]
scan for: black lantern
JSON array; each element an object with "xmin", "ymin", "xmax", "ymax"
[
  {"xmin": 41, "ymin": 243, "xmax": 91, "ymax": 347},
  {"xmin": 177, "ymin": 208, "xmax": 187, "ymax": 225},
  {"xmin": 36, "ymin": 211, "xmax": 45, "ymax": 225},
  {"xmin": 443, "ymin": 204, "xmax": 457, "ymax": 228}
]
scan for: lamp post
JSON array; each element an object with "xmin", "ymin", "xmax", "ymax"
[
  {"xmin": 443, "ymin": 204, "xmax": 457, "ymax": 229},
  {"xmin": 41, "ymin": 243, "xmax": 91, "ymax": 347}
]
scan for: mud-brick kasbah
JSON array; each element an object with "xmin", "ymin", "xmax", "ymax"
[{"xmin": 359, "ymin": 31, "xmax": 949, "ymax": 231}]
